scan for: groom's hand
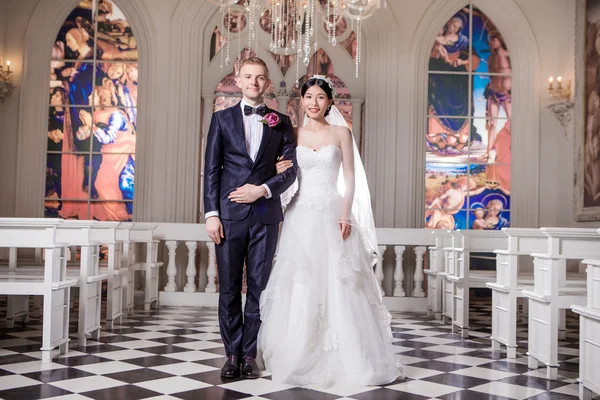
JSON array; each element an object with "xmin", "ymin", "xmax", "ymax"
[
  {"xmin": 228, "ymin": 184, "xmax": 266, "ymax": 203},
  {"xmin": 206, "ymin": 216, "xmax": 224, "ymax": 245}
]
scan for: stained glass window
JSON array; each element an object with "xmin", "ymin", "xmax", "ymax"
[
  {"xmin": 47, "ymin": 0, "xmax": 137, "ymax": 221},
  {"xmin": 425, "ymin": 4, "xmax": 511, "ymax": 230}
]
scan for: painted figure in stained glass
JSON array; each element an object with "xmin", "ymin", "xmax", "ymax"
[{"xmin": 428, "ymin": 11, "xmax": 480, "ymax": 157}]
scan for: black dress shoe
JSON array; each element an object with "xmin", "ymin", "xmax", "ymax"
[
  {"xmin": 241, "ymin": 356, "xmax": 260, "ymax": 379},
  {"xmin": 221, "ymin": 355, "xmax": 240, "ymax": 379}
]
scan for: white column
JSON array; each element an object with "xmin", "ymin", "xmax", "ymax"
[
  {"xmin": 393, "ymin": 246, "xmax": 406, "ymax": 297},
  {"xmin": 205, "ymin": 242, "xmax": 217, "ymax": 293},
  {"xmin": 375, "ymin": 245, "xmax": 386, "ymax": 294},
  {"xmin": 413, "ymin": 246, "xmax": 426, "ymax": 297},
  {"xmin": 199, "ymin": 95, "xmax": 216, "ymax": 220},
  {"xmin": 276, "ymin": 95, "xmax": 290, "ymax": 113},
  {"xmin": 184, "ymin": 241, "xmax": 198, "ymax": 293},
  {"xmin": 164, "ymin": 240, "xmax": 178, "ymax": 292},
  {"xmin": 350, "ymin": 98, "xmax": 364, "ymax": 151}
]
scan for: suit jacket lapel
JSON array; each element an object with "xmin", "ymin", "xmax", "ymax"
[
  {"xmin": 253, "ymin": 115, "xmax": 272, "ymax": 166},
  {"xmin": 230, "ymin": 103, "xmax": 253, "ymax": 164}
]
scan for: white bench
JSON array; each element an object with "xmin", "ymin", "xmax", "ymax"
[
  {"xmin": 447, "ymin": 230, "xmax": 507, "ymax": 338},
  {"xmin": 440, "ymin": 230, "xmax": 459, "ymax": 324},
  {"xmin": 524, "ymin": 228, "xmax": 600, "ymax": 380},
  {"xmin": 129, "ymin": 223, "xmax": 162, "ymax": 311},
  {"xmin": 0, "ymin": 218, "xmax": 77, "ymax": 363},
  {"xmin": 8, "ymin": 220, "xmax": 108, "ymax": 347},
  {"xmin": 488, "ymin": 228, "xmax": 586, "ymax": 358},
  {"xmin": 425, "ymin": 230, "xmax": 452, "ymax": 319},
  {"xmin": 117, "ymin": 222, "xmax": 135, "ymax": 316},
  {"xmin": 572, "ymin": 258, "xmax": 600, "ymax": 400}
]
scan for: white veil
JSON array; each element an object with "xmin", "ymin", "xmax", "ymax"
[{"xmin": 280, "ymin": 104, "xmax": 380, "ymax": 267}]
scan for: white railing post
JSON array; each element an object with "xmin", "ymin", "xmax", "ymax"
[
  {"xmin": 164, "ymin": 240, "xmax": 178, "ymax": 292},
  {"xmin": 205, "ymin": 242, "xmax": 217, "ymax": 293},
  {"xmin": 393, "ymin": 246, "xmax": 406, "ymax": 297},
  {"xmin": 184, "ymin": 241, "xmax": 198, "ymax": 293},
  {"xmin": 413, "ymin": 246, "xmax": 426, "ymax": 297}
]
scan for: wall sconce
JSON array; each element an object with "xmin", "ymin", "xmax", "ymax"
[
  {"xmin": 0, "ymin": 57, "xmax": 16, "ymax": 101},
  {"xmin": 547, "ymin": 76, "xmax": 574, "ymax": 131}
]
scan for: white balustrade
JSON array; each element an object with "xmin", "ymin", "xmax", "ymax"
[{"xmin": 156, "ymin": 226, "xmax": 436, "ymax": 312}]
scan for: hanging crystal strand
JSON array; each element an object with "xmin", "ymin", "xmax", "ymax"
[
  {"xmin": 303, "ymin": 2, "xmax": 310, "ymax": 66},
  {"xmin": 280, "ymin": 0, "xmax": 286, "ymax": 51},
  {"xmin": 225, "ymin": 4, "xmax": 232, "ymax": 66},
  {"xmin": 327, "ymin": 0, "xmax": 331, "ymax": 44},
  {"xmin": 236, "ymin": 11, "xmax": 241, "ymax": 62},
  {"xmin": 355, "ymin": 17, "xmax": 361, "ymax": 78},
  {"xmin": 331, "ymin": 0, "xmax": 337, "ymax": 46},
  {"xmin": 255, "ymin": 1, "xmax": 259, "ymax": 54},
  {"xmin": 219, "ymin": 5, "xmax": 225, "ymax": 69},
  {"xmin": 291, "ymin": 1, "xmax": 297, "ymax": 51},
  {"xmin": 295, "ymin": 5, "xmax": 303, "ymax": 85},
  {"xmin": 247, "ymin": 0, "xmax": 252, "ymax": 52},
  {"xmin": 270, "ymin": 0, "xmax": 276, "ymax": 51},
  {"xmin": 310, "ymin": 0, "xmax": 315, "ymax": 37}
]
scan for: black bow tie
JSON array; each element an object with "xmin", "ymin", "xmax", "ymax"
[{"xmin": 244, "ymin": 104, "xmax": 267, "ymax": 116}]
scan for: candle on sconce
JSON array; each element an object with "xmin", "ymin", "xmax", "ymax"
[
  {"xmin": 549, "ymin": 76, "xmax": 554, "ymax": 89},
  {"xmin": 557, "ymin": 76, "xmax": 563, "ymax": 88},
  {"xmin": 6, "ymin": 60, "xmax": 11, "ymax": 72}
]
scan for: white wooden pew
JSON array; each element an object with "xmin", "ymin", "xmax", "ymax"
[
  {"xmin": 0, "ymin": 219, "xmax": 77, "ymax": 363},
  {"xmin": 447, "ymin": 230, "xmax": 507, "ymax": 338},
  {"xmin": 129, "ymin": 223, "xmax": 162, "ymax": 311},
  {"xmin": 523, "ymin": 228, "xmax": 600, "ymax": 380},
  {"xmin": 424, "ymin": 230, "xmax": 452, "ymax": 319},
  {"xmin": 488, "ymin": 228, "xmax": 545, "ymax": 358},
  {"xmin": 488, "ymin": 228, "xmax": 586, "ymax": 358},
  {"xmin": 117, "ymin": 222, "xmax": 135, "ymax": 316},
  {"xmin": 572, "ymin": 258, "xmax": 600, "ymax": 400},
  {"xmin": 440, "ymin": 230, "xmax": 459, "ymax": 324},
  {"xmin": 88, "ymin": 221, "xmax": 126, "ymax": 327},
  {"xmin": 9, "ymin": 221, "xmax": 108, "ymax": 347}
]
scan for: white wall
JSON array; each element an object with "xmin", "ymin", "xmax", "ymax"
[
  {"xmin": 0, "ymin": 0, "xmax": 41, "ymax": 217},
  {"xmin": 1, "ymin": 0, "xmax": 596, "ymax": 228}
]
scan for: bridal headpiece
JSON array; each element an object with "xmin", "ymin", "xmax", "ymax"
[{"xmin": 308, "ymin": 75, "xmax": 336, "ymax": 98}]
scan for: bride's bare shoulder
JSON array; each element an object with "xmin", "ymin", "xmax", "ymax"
[{"xmin": 331, "ymin": 124, "xmax": 352, "ymax": 138}]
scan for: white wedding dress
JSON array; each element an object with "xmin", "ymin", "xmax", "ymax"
[{"xmin": 257, "ymin": 144, "xmax": 403, "ymax": 387}]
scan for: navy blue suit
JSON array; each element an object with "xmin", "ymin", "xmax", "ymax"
[{"xmin": 203, "ymin": 103, "xmax": 297, "ymax": 358}]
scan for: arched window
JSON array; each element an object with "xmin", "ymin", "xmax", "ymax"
[
  {"xmin": 46, "ymin": 0, "xmax": 138, "ymax": 221},
  {"xmin": 424, "ymin": 4, "xmax": 511, "ymax": 230}
]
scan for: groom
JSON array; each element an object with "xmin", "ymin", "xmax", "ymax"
[{"xmin": 204, "ymin": 57, "xmax": 298, "ymax": 379}]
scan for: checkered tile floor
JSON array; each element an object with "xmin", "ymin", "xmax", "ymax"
[{"xmin": 0, "ymin": 299, "xmax": 595, "ymax": 400}]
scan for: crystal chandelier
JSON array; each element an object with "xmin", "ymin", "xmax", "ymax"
[{"xmin": 209, "ymin": 0, "xmax": 386, "ymax": 80}]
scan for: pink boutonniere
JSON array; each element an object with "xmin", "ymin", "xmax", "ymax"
[{"xmin": 261, "ymin": 112, "xmax": 280, "ymax": 128}]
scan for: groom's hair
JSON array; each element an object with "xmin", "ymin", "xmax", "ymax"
[{"xmin": 239, "ymin": 57, "xmax": 270, "ymax": 79}]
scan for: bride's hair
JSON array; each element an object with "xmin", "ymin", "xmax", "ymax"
[{"xmin": 301, "ymin": 77, "xmax": 334, "ymax": 116}]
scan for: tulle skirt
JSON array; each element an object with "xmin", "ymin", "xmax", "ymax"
[{"xmin": 257, "ymin": 195, "xmax": 403, "ymax": 387}]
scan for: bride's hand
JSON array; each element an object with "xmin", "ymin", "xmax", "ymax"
[
  {"xmin": 276, "ymin": 156, "xmax": 294, "ymax": 174},
  {"xmin": 339, "ymin": 219, "xmax": 352, "ymax": 240}
]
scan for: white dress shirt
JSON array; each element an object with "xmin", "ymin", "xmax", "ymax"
[{"xmin": 204, "ymin": 100, "xmax": 272, "ymax": 220}]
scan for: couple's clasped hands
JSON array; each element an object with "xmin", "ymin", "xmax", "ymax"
[
  {"xmin": 208, "ymin": 183, "xmax": 266, "ymax": 243},
  {"xmin": 227, "ymin": 156, "xmax": 294, "ymax": 203}
]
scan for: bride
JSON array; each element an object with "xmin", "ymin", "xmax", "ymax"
[{"xmin": 257, "ymin": 75, "xmax": 403, "ymax": 387}]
